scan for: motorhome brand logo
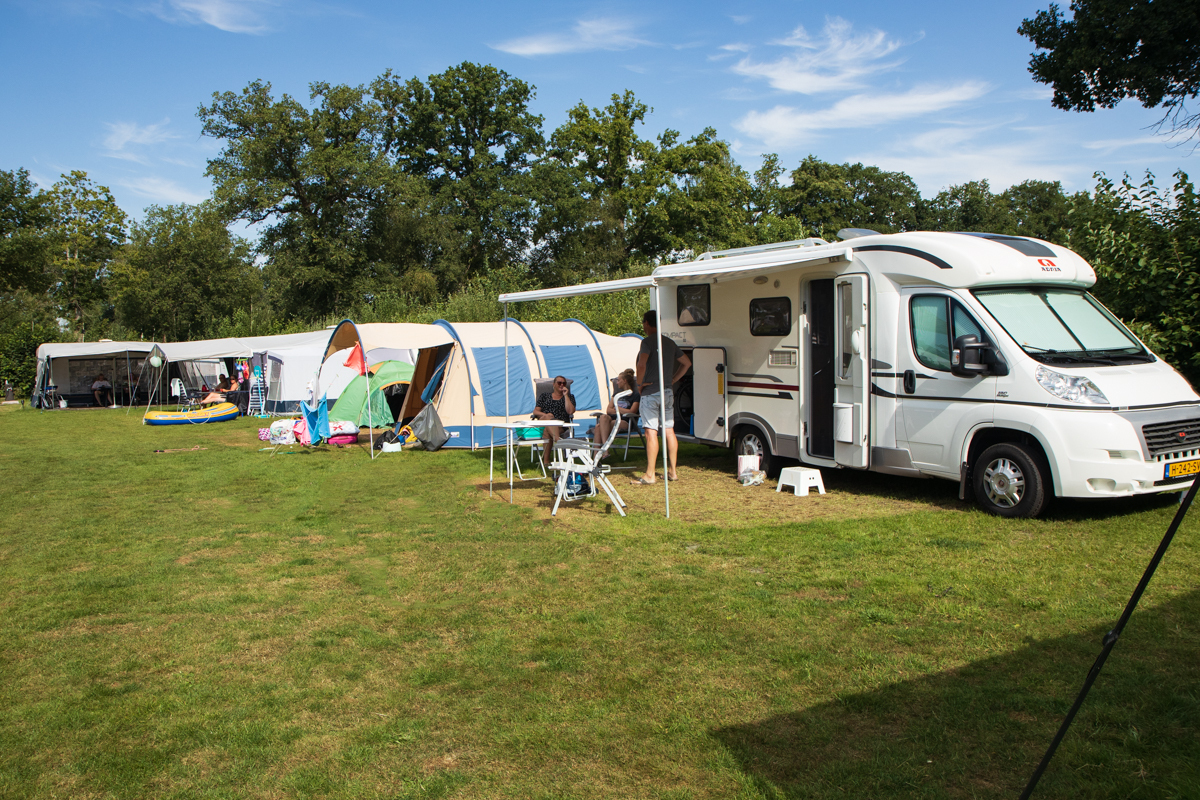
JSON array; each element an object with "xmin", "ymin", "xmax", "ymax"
[{"xmin": 1037, "ymin": 258, "xmax": 1061, "ymax": 272}]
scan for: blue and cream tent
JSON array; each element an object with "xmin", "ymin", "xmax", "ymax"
[{"xmin": 323, "ymin": 319, "xmax": 641, "ymax": 449}]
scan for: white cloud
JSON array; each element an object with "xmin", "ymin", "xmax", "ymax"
[
  {"xmin": 734, "ymin": 82, "xmax": 990, "ymax": 148},
  {"xmin": 730, "ymin": 15, "xmax": 751, "ymax": 25},
  {"xmin": 101, "ymin": 119, "xmax": 177, "ymax": 164},
  {"xmin": 731, "ymin": 17, "xmax": 904, "ymax": 95},
  {"xmin": 1082, "ymin": 135, "xmax": 1167, "ymax": 153},
  {"xmin": 148, "ymin": 0, "xmax": 275, "ymax": 34},
  {"xmin": 491, "ymin": 18, "xmax": 650, "ymax": 56},
  {"xmin": 119, "ymin": 176, "xmax": 208, "ymax": 205}
]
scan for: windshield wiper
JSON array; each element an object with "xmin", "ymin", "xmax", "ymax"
[{"xmin": 1022, "ymin": 346, "xmax": 1118, "ymax": 365}]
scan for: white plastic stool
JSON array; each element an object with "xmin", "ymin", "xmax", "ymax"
[{"xmin": 776, "ymin": 466, "xmax": 826, "ymax": 496}]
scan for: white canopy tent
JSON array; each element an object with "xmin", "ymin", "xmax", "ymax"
[
  {"xmin": 158, "ymin": 330, "xmax": 331, "ymax": 413},
  {"xmin": 34, "ymin": 340, "xmax": 162, "ymax": 408}
]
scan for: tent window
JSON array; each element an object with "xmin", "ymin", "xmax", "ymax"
[
  {"xmin": 471, "ymin": 346, "xmax": 535, "ymax": 416},
  {"xmin": 677, "ymin": 284, "xmax": 710, "ymax": 326},
  {"xmin": 539, "ymin": 345, "xmax": 601, "ymax": 410}
]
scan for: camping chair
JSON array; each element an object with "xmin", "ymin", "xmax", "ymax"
[
  {"xmin": 172, "ymin": 379, "xmax": 202, "ymax": 411},
  {"xmin": 548, "ymin": 390, "xmax": 631, "ymax": 517}
]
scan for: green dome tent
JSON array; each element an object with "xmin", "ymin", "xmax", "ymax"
[{"xmin": 329, "ymin": 360, "xmax": 414, "ymax": 428}]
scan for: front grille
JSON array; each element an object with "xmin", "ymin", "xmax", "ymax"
[{"xmin": 1143, "ymin": 418, "xmax": 1200, "ymax": 458}]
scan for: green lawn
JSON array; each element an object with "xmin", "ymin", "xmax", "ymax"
[{"xmin": 0, "ymin": 404, "xmax": 1196, "ymax": 799}]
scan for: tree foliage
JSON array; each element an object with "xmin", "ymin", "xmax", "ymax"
[
  {"xmin": 1075, "ymin": 170, "xmax": 1200, "ymax": 384},
  {"xmin": 111, "ymin": 203, "xmax": 261, "ymax": 341},
  {"xmin": 1019, "ymin": 1, "xmax": 1200, "ymax": 136}
]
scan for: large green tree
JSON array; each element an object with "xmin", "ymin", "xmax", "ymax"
[
  {"xmin": 531, "ymin": 91, "xmax": 754, "ymax": 282},
  {"xmin": 0, "ymin": 168, "xmax": 54, "ymax": 294},
  {"xmin": 199, "ymin": 80, "xmax": 397, "ymax": 318},
  {"xmin": 372, "ymin": 62, "xmax": 545, "ymax": 279},
  {"xmin": 47, "ymin": 171, "xmax": 126, "ymax": 337},
  {"xmin": 782, "ymin": 156, "xmax": 920, "ymax": 237},
  {"xmin": 1019, "ymin": 1, "xmax": 1200, "ymax": 136},
  {"xmin": 111, "ymin": 203, "xmax": 261, "ymax": 341}
]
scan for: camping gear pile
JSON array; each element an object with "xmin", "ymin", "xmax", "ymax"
[{"xmin": 266, "ymin": 417, "xmax": 358, "ymax": 446}]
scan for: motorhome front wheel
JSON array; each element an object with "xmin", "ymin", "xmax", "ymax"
[{"xmin": 972, "ymin": 442, "xmax": 1048, "ymax": 518}]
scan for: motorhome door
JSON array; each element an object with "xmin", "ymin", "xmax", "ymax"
[
  {"xmin": 834, "ymin": 274, "xmax": 870, "ymax": 468},
  {"xmin": 690, "ymin": 347, "xmax": 728, "ymax": 444}
]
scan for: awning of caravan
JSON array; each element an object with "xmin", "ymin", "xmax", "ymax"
[{"xmin": 498, "ymin": 247, "xmax": 852, "ymax": 304}]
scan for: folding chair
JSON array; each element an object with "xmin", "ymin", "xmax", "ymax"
[
  {"xmin": 616, "ymin": 410, "xmax": 644, "ymax": 461},
  {"xmin": 549, "ymin": 391, "xmax": 632, "ymax": 517}
]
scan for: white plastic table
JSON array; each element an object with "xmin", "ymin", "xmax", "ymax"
[{"xmin": 489, "ymin": 420, "xmax": 579, "ymax": 502}]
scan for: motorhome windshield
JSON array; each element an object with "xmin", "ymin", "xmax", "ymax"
[{"xmin": 973, "ymin": 288, "xmax": 1153, "ymax": 366}]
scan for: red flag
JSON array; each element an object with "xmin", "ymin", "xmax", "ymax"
[{"xmin": 344, "ymin": 342, "xmax": 367, "ymax": 375}]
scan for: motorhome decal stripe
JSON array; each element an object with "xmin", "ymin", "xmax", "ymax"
[
  {"xmin": 730, "ymin": 391, "xmax": 793, "ymax": 400},
  {"xmin": 730, "ymin": 380, "xmax": 799, "ymax": 391},
  {"xmin": 731, "ymin": 372, "xmax": 783, "ymax": 383},
  {"xmin": 855, "ymin": 244, "xmax": 953, "ymax": 270},
  {"xmin": 871, "ymin": 383, "xmax": 897, "ymax": 398}
]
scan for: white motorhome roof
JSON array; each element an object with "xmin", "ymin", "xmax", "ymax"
[{"xmin": 498, "ymin": 232, "xmax": 1095, "ymax": 304}]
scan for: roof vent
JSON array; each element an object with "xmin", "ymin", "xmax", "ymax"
[{"xmin": 837, "ymin": 228, "xmax": 880, "ymax": 241}]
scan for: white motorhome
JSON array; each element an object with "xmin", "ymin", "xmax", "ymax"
[{"xmin": 647, "ymin": 230, "xmax": 1199, "ymax": 517}]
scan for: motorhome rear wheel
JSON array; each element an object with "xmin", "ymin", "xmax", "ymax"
[{"xmin": 735, "ymin": 426, "xmax": 778, "ymax": 478}]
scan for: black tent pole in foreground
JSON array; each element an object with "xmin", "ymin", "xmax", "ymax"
[{"xmin": 1021, "ymin": 477, "xmax": 1198, "ymax": 799}]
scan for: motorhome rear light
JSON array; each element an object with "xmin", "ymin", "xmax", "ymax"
[{"xmin": 1035, "ymin": 366, "xmax": 1109, "ymax": 405}]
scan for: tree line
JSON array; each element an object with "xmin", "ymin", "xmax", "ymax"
[{"xmin": 1, "ymin": 61, "xmax": 1198, "ymax": 393}]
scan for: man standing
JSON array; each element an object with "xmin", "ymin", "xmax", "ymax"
[{"xmin": 633, "ymin": 310, "xmax": 691, "ymax": 485}]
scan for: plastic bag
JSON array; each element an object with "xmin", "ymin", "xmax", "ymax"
[
  {"xmin": 740, "ymin": 470, "xmax": 766, "ymax": 487},
  {"xmin": 409, "ymin": 404, "xmax": 450, "ymax": 452}
]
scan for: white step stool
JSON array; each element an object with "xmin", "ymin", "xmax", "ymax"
[{"xmin": 776, "ymin": 466, "xmax": 826, "ymax": 496}]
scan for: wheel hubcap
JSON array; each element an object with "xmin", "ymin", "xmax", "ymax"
[
  {"xmin": 741, "ymin": 435, "xmax": 764, "ymax": 458},
  {"xmin": 983, "ymin": 458, "xmax": 1025, "ymax": 507}
]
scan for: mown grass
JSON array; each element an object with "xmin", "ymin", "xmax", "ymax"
[{"xmin": 0, "ymin": 403, "xmax": 1197, "ymax": 799}]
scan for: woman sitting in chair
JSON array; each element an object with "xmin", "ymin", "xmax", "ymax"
[
  {"xmin": 593, "ymin": 369, "xmax": 640, "ymax": 455},
  {"xmin": 201, "ymin": 374, "xmax": 232, "ymax": 406},
  {"xmin": 532, "ymin": 375, "xmax": 575, "ymax": 467}
]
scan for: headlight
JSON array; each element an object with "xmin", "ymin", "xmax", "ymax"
[{"xmin": 1035, "ymin": 365, "xmax": 1109, "ymax": 404}]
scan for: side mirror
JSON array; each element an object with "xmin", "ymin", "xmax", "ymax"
[{"xmin": 951, "ymin": 335, "xmax": 990, "ymax": 378}]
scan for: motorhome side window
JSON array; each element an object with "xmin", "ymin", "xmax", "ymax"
[
  {"xmin": 677, "ymin": 285, "xmax": 710, "ymax": 326},
  {"xmin": 910, "ymin": 296, "xmax": 985, "ymax": 372},
  {"xmin": 749, "ymin": 297, "xmax": 791, "ymax": 336}
]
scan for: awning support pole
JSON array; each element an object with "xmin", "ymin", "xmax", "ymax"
[{"xmin": 655, "ymin": 287, "xmax": 669, "ymax": 518}]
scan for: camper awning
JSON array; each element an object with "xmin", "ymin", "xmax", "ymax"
[{"xmin": 497, "ymin": 247, "xmax": 853, "ymax": 304}]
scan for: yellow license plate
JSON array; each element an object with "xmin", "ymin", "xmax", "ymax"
[{"xmin": 1165, "ymin": 459, "xmax": 1200, "ymax": 479}]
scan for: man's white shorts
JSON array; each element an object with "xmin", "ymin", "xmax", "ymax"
[{"xmin": 639, "ymin": 389, "xmax": 674, "ymax": 430}]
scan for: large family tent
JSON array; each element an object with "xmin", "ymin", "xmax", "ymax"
[
  {"xmin": 328, "ymin": 361, "xmax": 414, "ymax": 428},
  {"xmin": 34, "ymin": 340, "xmax": 164, "ymax": 408},
  {"xmin": 158, "ymin": 330, "xmax": 330, "ymax": 413},
  {"xmin": 322, "ymin": 319, "xmax": 641, "ymax": 448},
  {"xmin": 320, "ymin": 321, "xmax": 458, "ymax": 405}
]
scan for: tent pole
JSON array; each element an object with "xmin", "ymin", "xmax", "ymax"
[
  {"xmin": 124, "ymin": 350, "xmax": 132, "ymax": 412},
  {"xmin": 504, "ymin": 303, "xmax": 510, "ymax": 503},
  {"xmin": 368, "ymin": 357, "xmax": 375, "ymax": 460},
  {"xmin": 655, "ymin": 286, "xmax": 669, "ymax": 519}
]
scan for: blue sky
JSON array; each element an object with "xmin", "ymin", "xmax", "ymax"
[{"xmin": 3, "ymin": 0, "xmax": 1195, "ymax": 225}]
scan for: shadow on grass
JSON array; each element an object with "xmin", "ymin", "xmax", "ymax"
[{"xmin": 712, "ymin": 590, "xmax": 1200, "ymax": 799}]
